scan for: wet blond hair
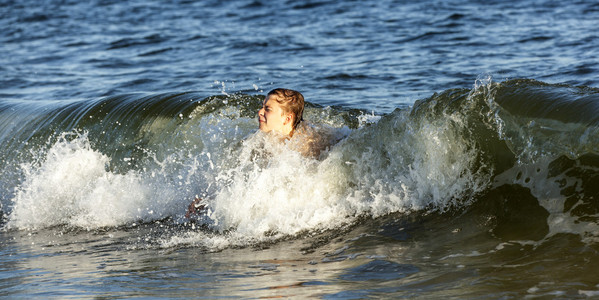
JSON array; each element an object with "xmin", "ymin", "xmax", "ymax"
[{"xmin": 267, "ymin": 88, "xmax": 304, "ymax": 130}]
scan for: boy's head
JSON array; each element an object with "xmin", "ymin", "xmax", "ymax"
[
  {"xmin": 267, "ymin": 88, "xmax": 304, "ymax": 129},
  {"xmin": 258, "ymin": 88, "xmax": 304, "ymax": 135}
]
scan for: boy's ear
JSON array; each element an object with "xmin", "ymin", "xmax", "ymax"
[{"xmin": 285, "ymin": 113, "xmax": 293, "ymax": 125}]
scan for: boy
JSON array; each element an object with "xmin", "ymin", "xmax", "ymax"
[{"xmin": 185, "ymin": 88, "xmax": 306, "ymax": 218}]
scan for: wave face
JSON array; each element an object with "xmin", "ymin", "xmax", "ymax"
[{"xmin": 1, "ymin": 79, "xmax": 598, "ymax": 248}]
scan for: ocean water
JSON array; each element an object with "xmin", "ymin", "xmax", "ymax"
[{"xmin": 1, "ymin": 0, "xmax": 598, "ymax": 298}]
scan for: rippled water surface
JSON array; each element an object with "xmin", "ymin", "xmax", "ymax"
[{"xmin": 2, "ymin": 0, "xmax": 598, "ymax": 110}]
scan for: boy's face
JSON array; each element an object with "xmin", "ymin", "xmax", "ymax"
[{"xmin": 258, "ymin": 95, "xmax": 291, "ymax": 134}]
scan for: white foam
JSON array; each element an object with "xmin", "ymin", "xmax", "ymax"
[
  {"xmin": 7, "ymin": 132, "xmax": 180, "ymax": 230},
  {"xmin": 162, "ymin": 106, "xmax": 492, "ymax": 248},
  {"xmin": 202, "ymin": 131, "xmax": 359, "ymax": 236},
  {"xmin": 7, "ymin": 103, "xmax": 494, "ymax": 252}
]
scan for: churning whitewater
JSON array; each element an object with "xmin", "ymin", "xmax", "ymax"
[{"xmin": 3, "ymin": 79, "xmax": 597, "ymax": 252}]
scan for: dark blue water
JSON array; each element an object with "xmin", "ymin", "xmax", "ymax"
[
  {"xmin": 1, "ymin": 0, "xmax": 599, "ymax": 298},
  {"xmin": 2, "ymin": 0, "xmax": 597, "ymax": 111}
]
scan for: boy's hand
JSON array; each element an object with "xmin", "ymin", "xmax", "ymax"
[{"xmin": 185, "ymin": 197, "xmax": 206, "ymax": 218}]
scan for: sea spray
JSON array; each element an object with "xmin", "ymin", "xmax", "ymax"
[
  {"xmin": 6, "ymin": 88, "xmax": 498, "ymax": 244},
  {"xmin": 8, "ymin": 132, "xmax": 151, "ymax": 229},
  {"xmin": 204, "ymin": 130, "xmax": 353, "ymax": 236},
  {"xmin": 169, "ymin": 84, "xmax": 501, "ymax": 247},
  {"xmin": 3, "ymin": 79, "xmax": 598, "ymax": 253}
]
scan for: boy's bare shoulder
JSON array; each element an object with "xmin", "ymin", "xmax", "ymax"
[{"xmin": 290, "ymin": 122, "xmax": 346, "ymax": 158}]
